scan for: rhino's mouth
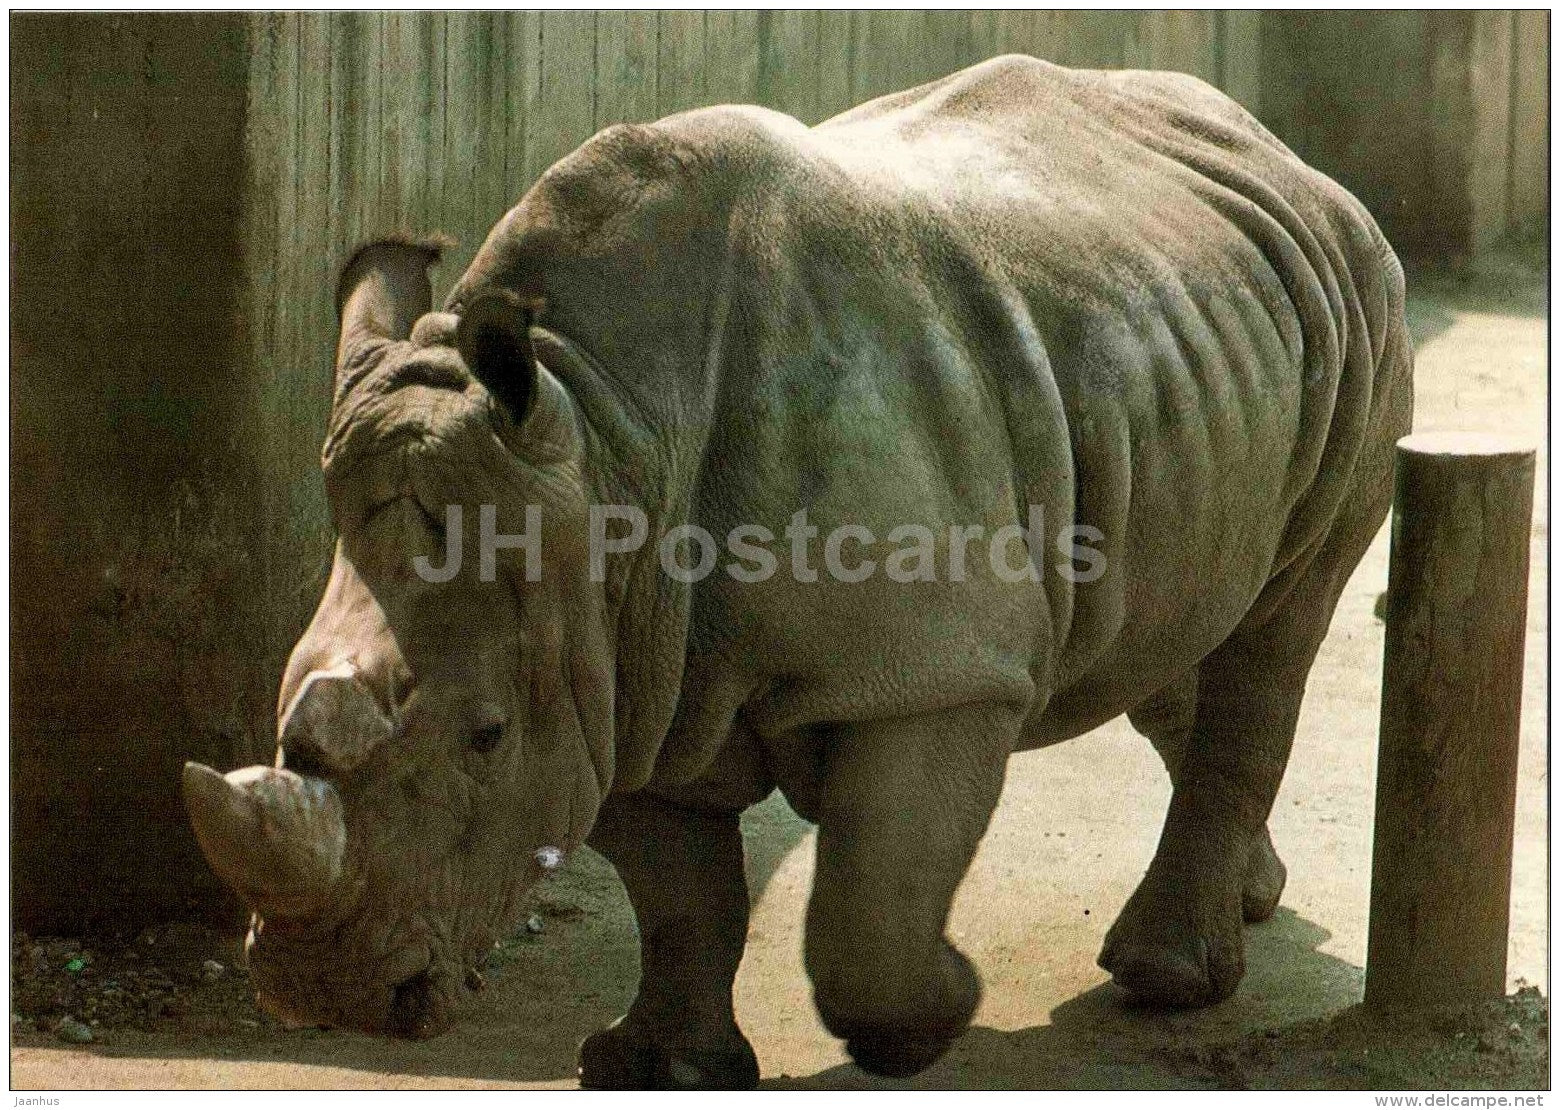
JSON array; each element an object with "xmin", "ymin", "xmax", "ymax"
[
  {"xmin": 252, "ymin": 960, "xmax": 459, "ymax": 1040},
  {"xmin": 387, "ymin": 967, "xmax": 442, "ymax": 1039},
  {"xmin": 245, "ymin": 913, "xmax": 470, "ymax": 1040}
]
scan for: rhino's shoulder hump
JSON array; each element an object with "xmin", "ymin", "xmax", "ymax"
[{"xmin": 452, "ymin": 105, "xmax": 818, "ymax": 306}]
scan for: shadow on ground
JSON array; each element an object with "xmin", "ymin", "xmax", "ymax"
[
  {"xmin": 1404, "ymin": 245, "xmax": 1547, "ymax": 349},
  {"xmin": 22, "ymin": 806, "xmax": 1384, "ymax": 1090},
  {"xmin": 769, "ymin": 909, "xmax": 1365, "ymax": 1090}
]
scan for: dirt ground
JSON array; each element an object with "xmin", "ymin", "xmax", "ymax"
[{"xmin": 11, "ymin": 249, "xmax": 1549, "ymax": 1090}]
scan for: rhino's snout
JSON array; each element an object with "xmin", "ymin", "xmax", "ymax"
[{"xmin": 246, "ymin": 925, "xmax": 462, "ymax": 1041}]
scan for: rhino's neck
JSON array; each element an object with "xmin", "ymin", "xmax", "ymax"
[
  {"xmin": 451, "ymin": 157, "xmax": 738, "ymax": 791},
  {"xmin": 533, "ymin": 329, "xmax": 711, "ymax": 792}
]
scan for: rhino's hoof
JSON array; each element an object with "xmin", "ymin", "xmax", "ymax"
[
  {"xmin": 847, "ymin": 1033, "xmax": 954, "ymax": 1079},
  {"xmin": 828, "ymin": 945, "xmax": 979, "ymax": 1079},
  {"xmin": 1242, "ymin": 828, "xmax": 1287, "ymax": 924},
  {"xmin": 1099, "ymin": 886, "xmax": 1243, "ymax": 1008},
  {"xmin": 1100, "ymin": 938, "xmax": 1228, "ymax": 1008},
  {"xmin": 578, "ymin": 1016, "xmax": 759, "ymax": 1090}
]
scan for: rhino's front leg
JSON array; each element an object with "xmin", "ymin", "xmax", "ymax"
[
  {"xmin": 806, "ymin": 704, "xmax": 1017, "ymax": 1078},
  {"xmin": 581, "ymin": 792, "xmax": 758, "ymax": 1090}
]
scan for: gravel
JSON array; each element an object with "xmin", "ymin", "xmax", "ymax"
[
  {"xmin": 10, "ymin": 926, "xmax": 274, "ymax": 1043},
  {"xmin": 11, "ymin": 910, "xmax": 571, "ymax": 1047}
]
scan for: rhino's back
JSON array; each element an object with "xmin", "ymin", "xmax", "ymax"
[
  {"xmin": 454, "ymin": 56, "xmax": 1411, "ymax": 750},
  {"xmin": 687, "ymin": 57, "xmax": 1409, "ymax": 732}
]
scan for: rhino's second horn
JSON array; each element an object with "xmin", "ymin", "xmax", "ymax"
[{"xmin": 278, "ymin": 662, "xmax": 393, "ymax": 776}]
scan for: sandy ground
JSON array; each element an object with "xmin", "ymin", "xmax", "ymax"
[{"xmin": 11, "ymin": 253, "xmax": 1549, "ymax": 1090}]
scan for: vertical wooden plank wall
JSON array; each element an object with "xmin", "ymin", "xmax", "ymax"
[
  {"xmin": 596, "ymin": 10, "xmax": 658, "ymax": 126},
  {"xmin": 704, "ymin": 10, "xmax": 761, "ymax": 106},
  {"xmin": 658, "ymin": 11, "xmax": 708, "ymax": 116},
  {"xmin": 1218, "ymin": 10, "xmax": 1263, "ymax": 114},
  {"xmin": 1509, "ymin": 11, "xmax": 1550, "ymax": 239},
  {"xmin": 761, "ymin": 10, "xmax": 821, "ymax": 122}
]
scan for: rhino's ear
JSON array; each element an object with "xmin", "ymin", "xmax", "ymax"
[
  {"xmin": 334, "ymin": 235, "xmax": 451, "ymax": 403},
  {"xmin": 456, "ymin": 291, "xmax": 544, "ymax": 425}
]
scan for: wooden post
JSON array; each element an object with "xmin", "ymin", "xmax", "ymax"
[{"xmin": 1365, "ymin": 432, "xmax": 1535, "ymax": 1010}]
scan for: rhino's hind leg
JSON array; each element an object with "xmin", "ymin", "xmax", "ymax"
[
  {"xmin": 1104, "ymin": 436, "xmax": 1395, "ymax": 1008},
  {"xmin": 581, "ymin": 792, "xmax": 759, "ymax": 1090},
  {"xmin": 806, "ymin": 704, "xmax": 1019, "ymax": 1078},
  {"xmin": 1127, "ymin": 672, "xmax": 1287, "ymax": 924},
  {"xmin": 1102, "ymin": 634, "xmax": 1309, "ymax": 1007},
  {"xmin": 1241, "ymin": 824, "xmax": 1286, "ymax": 924}
]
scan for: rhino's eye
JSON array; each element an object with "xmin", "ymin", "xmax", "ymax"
[{"xmin": 471, "ymin": 723, "xmax": 504, "ymax": 755}]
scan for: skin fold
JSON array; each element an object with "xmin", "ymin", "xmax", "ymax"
[{"xmin": 188, "ymin": 56, "xmax": 1412, "ymax": 1087}]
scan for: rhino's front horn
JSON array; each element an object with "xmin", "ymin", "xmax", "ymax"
[{"xmin": 182, "ymin": 762, "xmax": 346, "ymax": 919}]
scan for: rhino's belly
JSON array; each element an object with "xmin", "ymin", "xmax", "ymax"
[{"xmin": 1015, "ymin": 663, "xmax": 1197, "ymax": 752}]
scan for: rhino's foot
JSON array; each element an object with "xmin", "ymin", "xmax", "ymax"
[
  {"xmin": 1099, "ymin": 872, "xmax": 1244, "ymax": 1008},
  {"xmin": 1242, "ymin": 826, "xmax": 1286, "ymax": 924},
  {"xmin": 846, "ymin": 1032, "xmax": 958, "ymax": 1080},
  {"xmin": 578, "ymin": 1015, "xmax": 759, "ymax": 1091},
  {"xmin": 824, "ymin": 943, "xmax": 981, "ymax": 1080}
]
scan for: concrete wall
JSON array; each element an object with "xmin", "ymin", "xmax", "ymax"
[
  {"xmin": 10, "ymin": 14, "xmax": 265, "ymax": 933},
  {"xmin": 1510, "ymin": 11, "xmax": 1550, "ymax": 241},
  {"xmin": 10, "ymin": 10, "xmax": 1548, "ymax": 934}
]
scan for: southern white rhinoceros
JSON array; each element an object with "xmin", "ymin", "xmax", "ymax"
[{"xmin": 184, "ymin": 56, "xmax": 1412, "ymax": 1086}]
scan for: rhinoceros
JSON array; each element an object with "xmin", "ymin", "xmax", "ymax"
[{"xmin": 183, "ymin": 55, "xmax": 1412, "ymax": 1086}]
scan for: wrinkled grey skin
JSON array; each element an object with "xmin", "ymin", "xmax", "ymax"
[
  {"xmin": 203, "ymin": 244, "xmax": 615, "ymax": 1039},
  {"xmin": 187, "ymin": 57, "xmax": 1411, "ymax": 1086}
]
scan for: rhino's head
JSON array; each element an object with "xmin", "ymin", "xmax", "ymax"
[{"xmin": 184, "ymin": 238, "xmax": 614, "ymax": 1037}]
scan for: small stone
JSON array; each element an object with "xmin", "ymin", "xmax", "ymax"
[
  {"xmin": 55, "ymin": 1017, "xmax": 93, "ymax": 1044},
  {"xmin": 202, "ymin": 959, "xmax": 225, "ymax": 980},
  {"xmin": 525, "ymin": 914, "xmax": 545, "ymax": 935},
  {"xmin": 237, "ymin": 1018, "xmax": 259, "ymax": 1030}
]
